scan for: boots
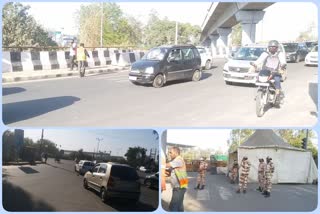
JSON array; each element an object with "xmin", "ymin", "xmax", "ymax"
[
  {"xmin": 262, "ymin": 190, "xmax": 267, "ymax": 195},
  {"xmin": 236, "ymin": 189, "xmax": 240, "ymax": 193},
  {"xmin": 243, "ymin": 189, "xmax": 246, "ymax": 194},
  {"xmin": 194, "ymin": 184, "xmax": 200, "ymax": 190},
  {"xmin": 200, "ymin": 185, "xmax": 205, "ymax": 190},
  {"xmin": 264, "ymin": 191, "xmax": 271, "ymax": 198},
  {"xmin": 256, "ymin": 187, "xmax": 262, "ymax": 192}
]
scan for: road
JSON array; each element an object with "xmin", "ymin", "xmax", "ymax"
[
  {"xmin": 161, "ymin": 172, "xmax": 317, "ymax": 212},
  {"xmin": 2, "ymin": 59, "xmax": 318, "ymax": 127},
  {"xmin": 2, "ymin": 158, "xmax": 158, "ymax": 211}
]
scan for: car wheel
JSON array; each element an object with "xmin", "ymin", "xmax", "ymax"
[
  {"xmin": 225, "ymin": 81, "xmax": 233, "ymax": 85},
  {"xmin": 205, "ymin": 60, "xmax": 211, "ymax": 70},
  {"xmin": 101, "ymin": 188, "xmax": 108, "ymax": 203},
  {"xmin": 83, "ymin": 179, "xmax": 89, "ymax": 189},
  {"xmin": 152, "ymin": 74, "xmax": 165, "ymax": 88},
  {"xmin": 145, "ymin": 179, "xmax": 152, "ymax": 188},
  {"xmin": 192, "ymin": 70, "xmax": 202, "ymax": 81}
]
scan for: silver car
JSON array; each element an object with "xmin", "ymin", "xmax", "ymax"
[
  {"xmin": 75, "ymin": 160, "xmax": 95, "ymax": 175},
  {"xmin": 83, "ymin": 163, "xmax": 141, "ymax": 203}
]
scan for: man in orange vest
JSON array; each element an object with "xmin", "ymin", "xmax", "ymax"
[
  {"xmin": 77, "ymin": 43, "xmax": 90, "ymax": 77},
  {"xmin": 166, "ymin": 146, "xmax": 188, "ymax": 211}
]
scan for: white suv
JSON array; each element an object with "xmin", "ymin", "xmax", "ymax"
[
  {"xmin": 83, "ymin": 163, "xmax": 141, "ymax": 203},
  {"xmin": 223, "ymin": 43, "xmax": 286, "ymax": 85},
  {"xmin": 197, "ymin": 46, "xmax": 212, "ymax": 70}
]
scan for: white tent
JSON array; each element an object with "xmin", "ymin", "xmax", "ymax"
[{"xmin": 231, "ymin": 130, "xmax": 318, "ymax": 184}]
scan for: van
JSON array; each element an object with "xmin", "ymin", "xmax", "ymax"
[
  {"xmin": 129, "ymin": 45, "xmax": 202, "ymax": 88},
  {"xmin": 83, "ymin": 163, "xmax": 141, "ymax": 203}
]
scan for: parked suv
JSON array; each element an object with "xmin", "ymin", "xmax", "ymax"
[
  {"xmin": 283, "ymin": 42, "xmax": 309, "ymax": 63},
  {"xmin": 129, "ymin": 45, "xmax": 202, "ymax": 88},
  {"xmin": 223, "ymin": 43, "xmax": 286, "ymax": 85},
  {"xmin": 83, "ymin": 163, "xmax": 141, "ymax": 203},
  {"xmin": 75, "ymin": 160, "xmax": 95, "ymax": 175},
  {"xmin": 197, "ymin": 46, "xmax": 212, "ymax": 70}
]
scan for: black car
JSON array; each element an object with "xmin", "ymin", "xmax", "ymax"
[
  {"xmin": 144, "ymin": 172, "xmax": 159, "ymax": 189},
  {"xmin": 283, "ymin": 42, "xmax": 309, "ymax": 63},
  {"xmin": 129, "ymin": 45, "xmax": 202, "ymax": 88}
]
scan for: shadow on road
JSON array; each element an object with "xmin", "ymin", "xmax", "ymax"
[
  {"xmin": 46, "ymin": 162, "xmax": 76, "ymax": 175},
  {"xmin": 107, "ymin": 199, "xmax": 157, "ymax": 212},
  {"xmin": 18, "ymin": 167, "xmax": 39, "ymax": 174},
  {"xmin": 2, "ymin": 87, "xmax": 26, "ymax": 96},
  {"xmin": 309, "ymin": 82, "xmax": 318, "ymax": 117},
  {"xmin": 3, "ymin": 96, "xmax": 81, "ymax": 124},
  {"xmin": 3, "ymin": 180, "xmax": 56, "ymax": 211}
]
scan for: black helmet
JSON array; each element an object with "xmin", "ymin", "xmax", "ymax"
[{"xmin": 268, "ymin": 40, "xmax": 279, "ymax": 48}]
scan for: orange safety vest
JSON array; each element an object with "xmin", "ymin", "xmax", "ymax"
[
  {"xmin": 173, "ymin": 156, "xmax": 188, "ymax": 188},
  {"xmin": 77, "ymin": 47, "xmax": 86, "ymax": 61}
]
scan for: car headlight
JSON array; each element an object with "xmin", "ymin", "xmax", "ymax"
[{"xmin": 145, "ymin": 67, "xmax": 154, "ymax": 74}]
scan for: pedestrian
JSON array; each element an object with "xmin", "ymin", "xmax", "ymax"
[
  {"xmin": 166, "ymin": 146, "xmax": 188, "ymax": 211},
  {"xmin": 161, "ymin": 148, "xmax": 167, "ymax": 192},
  {"xmin": 230, "ymin": 160, "xmax": 239, "ymax": 184},
  {"xmin": 263, "ymin": 156, "xmax": 275, "ymax": 197},
  {"xmin": 44, "ymin": 152, "xmax": 48, "ymax": 164},
  {"xmin": 236, "ymin": 156, "xmax": 251, "ymax": 193},
  {"xmin": 194, "ymin": 157, "xmax": 208, "ymax": 190},
  {"xmin": 257, "ymin": 158, "xmax": 266, "ymax": 192},
  {"xmin": 77, "ymin": 43, "xmax": 90, "ymax": 77},
  {"xmin": 69, "ymin": 39, "xmax": 77, "ymax": 71}
]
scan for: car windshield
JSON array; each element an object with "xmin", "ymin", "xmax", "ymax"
[
  {"xmin": 311, "ymin": 45, "xmax": 318, "ymax": 52},
  {"xmin": 142, "ymin": 48, "xmax": 168, "ymax": 60},
  {"xmin": 233, "ymin": 47, "xmax": 265, "ymax": 60},
  {"xmin": 283, "ymin": 43, "xmax": 298, "ymax": 52},
  {"xmin": 111, "ymin": 165, "xmax": 138, "ymax": 180}
]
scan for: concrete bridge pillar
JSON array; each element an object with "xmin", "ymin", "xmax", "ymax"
[
  {"xmin": 209, "ymin": 34, "xmax": 219, "ymax": 57},
  {"xmin": 235, "ymin": 10, "xmax": 265, "ymax": 46},
  {"xmin": 217, "ymin": 28, "xmax": 232, "ymax": 57}
]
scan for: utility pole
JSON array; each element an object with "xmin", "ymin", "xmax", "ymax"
[
  {"xmin": 40, "ymin": 129, "xmax": 44, "ymax": 154},
  {"xmin": 175, "ymin": 21, "xmax": 178, "ymax": 45},
  {"xmin": 96, "ymin": 138, "xmax": 103, "ymax": 159},
  {"xmin": 100, "ymin": 2, "xmax": 103, "ymax": 48}
]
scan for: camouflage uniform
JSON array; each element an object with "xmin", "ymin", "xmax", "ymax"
[
  {"xmin": 195, "ymin": 160, "xmax": 208, "ymax": 189},
  {"xmin": 230, "ymin": 163, "xmax": 239, "ymax": 184},
  {"xmin": 257, "ymin": 160, "xmax": 266, "ymax": 191},
  {"xmin": 237, "ymin": 158, "xmax": 251, "ymax": 193},
  {"xmin": 264, "ymin": 160, "xmax": 275, "ymax": 196}
]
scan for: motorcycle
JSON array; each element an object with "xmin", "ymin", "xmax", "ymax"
[{"xmin": 255, "ymin": 68, "xmax": 284, "ymax": 117}]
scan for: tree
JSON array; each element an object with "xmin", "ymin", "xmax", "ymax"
[
  {"xmin": 124, "ymin": 146, "xmax": 147, "ymax": 168},
  {"xmin": 2, "ymin": 2, "xmax": 57, "ymax": 47},
  {"xmin": 231, "ymin": 24, "xmax": 242, "ymax": 46},
  {"xmin": 228, "ymin": 129, "xmax": 255, "ymax": 153}
]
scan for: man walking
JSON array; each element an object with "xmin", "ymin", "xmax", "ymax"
[
  {"xmin": 236, "ymin": 156, "xmax": 251, "ymax": 193},
  {"xmin": 194, "ymin": 157, "xmax": 208, "ymax": 190},
  {"xmin": 230, "ymin": 160, "xmax": 239, "ymax": 184},
  {"xmin": 263, "ymin": 156, "xmax": 275, "ymax": 197},
  {"xmin": 257, "ymin": 158, "xmax": 266, "ymax": 192},
  {"xmin": 166, "ymin": 146, "xmax": 188, "ymax": 211},
  {"xmin": 77, "ymin": 43, "xmax": 90, "ymax": 77},
  {"xmin": 69, "ymin": 40, "xmax": 77, "ymax": 71}
]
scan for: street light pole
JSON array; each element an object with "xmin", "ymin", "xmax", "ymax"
[
  {"xmin": 96, "ymin": 138, "xmax": 103, "ymax": 159},
  {"xmin": 100, "ymin": 2, "xmax": 103, "ymax": 48}
]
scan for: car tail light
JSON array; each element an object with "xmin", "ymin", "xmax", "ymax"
[{"xmin": 107, "ymin": 177, "xmax": 115, "ymax": 188}]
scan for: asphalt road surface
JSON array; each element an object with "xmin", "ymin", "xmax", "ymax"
[
  {"xmin": 2, "ymin": 59, "xmax": 318, "ymax": 127},
  {"xmin": 161, "ymin": 172, "xmax": 317, "ymax": 212},
  {"xmin": 3, "ymin": 159, "xmax": 158, "ymax": 211}
]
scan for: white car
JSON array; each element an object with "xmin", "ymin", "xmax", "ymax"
[
  {"xmin": 305, "ymin": 45, "xmax": 318, "ymax": 66},
  {"xmin": 197, "ymin": 46, "xmax": 212, "ymax": 70},
  {"xmin": 223, "ymin": 43, "xmax": 286, "ymax": 85},
  {"xmin": 75, "ymin": 160, "xmax": 95, "ymax": 175}
]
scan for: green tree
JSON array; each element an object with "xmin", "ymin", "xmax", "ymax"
[
  {"xmin": 231, "ymin": 24, "xmax": 242, "ymax": 46},
  {"xmin": 2, "ymin": 2, "xmax": 57, "ymax": 47},
  {"xmin": 228, "ymin": 129, "xmax": 255, "ymax": 152},
  {"xmin": 124, "ymin": 146, "xmax": 147, "ymax": 168}
]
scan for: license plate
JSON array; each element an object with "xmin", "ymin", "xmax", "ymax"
[
  {"xmin": 231, "ymin": 73, "xmax": 245, "ymax": 78},
  {"xmin": 129, "ymin": 76, "xmax": 137, "ymax": 80}
]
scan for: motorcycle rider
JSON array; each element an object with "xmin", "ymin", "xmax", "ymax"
[{"xmin": 251, "ymin": 40, "xmax": 287, "ymax": 105}]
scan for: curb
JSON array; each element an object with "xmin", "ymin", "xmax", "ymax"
[{"xmin": 2, "ymin": 67, "xmax": 129, "ymax": 83}]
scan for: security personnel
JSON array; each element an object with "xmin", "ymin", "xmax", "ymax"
[
  {"xmin": 166, "ymin": 147, "xmax": 188, "ymax": 211},
  {"xmin": 257, "ymin": 158, "xmax": 266, "ymax": 192},
  {"xmin": 195, "ymin": 157, "xmax": 208, "ymax": 190},
  {"xmin": 236, "ymin": 156, "xmax": 251, "ymax": 193},
  {"xmin": 76, "ymin": 43, "xmax": 90, "ymax": 77},
  {"xmin": 230, "ymin": 160, "xmax": 239, "ymax": 184},
  {"xmin": 263, "ymin": 156, "xmax": 275, "ymax": 197}
]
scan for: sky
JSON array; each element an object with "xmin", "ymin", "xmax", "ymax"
[
  {"xmin": 9, "ymin": 129, "xmax": 159, "ymax": 157},
  {"xmin": 22, "ymin": 2, "xmax": 318, "ymax": 42}
]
